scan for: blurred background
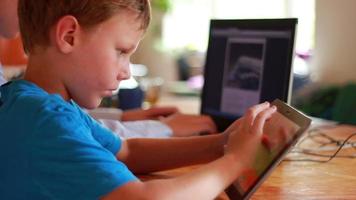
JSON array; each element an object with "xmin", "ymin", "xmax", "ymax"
[{"xmin": 1, "ymin": 0, "xmax": 355, "ymax": 124}]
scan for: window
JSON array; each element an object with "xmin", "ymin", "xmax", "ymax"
[{"xmin": 162, "ymin": 0, "xmax": 315, "ymax": 53}]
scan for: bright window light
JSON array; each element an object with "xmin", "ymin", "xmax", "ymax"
[{"xmin": 162, "ymin": 0, "xmax": 315, "ymax": 52}]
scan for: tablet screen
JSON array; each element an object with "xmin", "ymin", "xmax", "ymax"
[
  {"xmin": 226, "ymin": 99, "xmax": 310, "ymax": 199},
  {"xmin": 233, "ymin": 111, "xmax": 300, "ymax": 194}
]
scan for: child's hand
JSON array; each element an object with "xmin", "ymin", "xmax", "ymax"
[
  {"xmin": 262, "ymin": 126, "xmax": 290, "ymax": 152},
  {"xmin": 160, "ymin": 113, "xmax": 217, "ymax": 137},
  {"xmin": 224, "ymin": 102, "xmax": 276, "ymax": 168}
]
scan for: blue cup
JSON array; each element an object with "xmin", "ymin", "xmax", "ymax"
[{"xmin": 118, "ymin": 86, "xmax": 144, "ymax": 110}]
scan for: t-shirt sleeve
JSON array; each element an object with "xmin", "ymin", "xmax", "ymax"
[
  {"xmin": 29, "ymin": 106, "xmax": 138, "ymax": 199},
  {"xmin": 84, "ymin": 112, "xmax": 122, "ymax": 155}
]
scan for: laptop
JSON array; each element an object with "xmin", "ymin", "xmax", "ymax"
[{"xmin": 201, "ymin": 18, "xmax": 298, "ymax": 132}]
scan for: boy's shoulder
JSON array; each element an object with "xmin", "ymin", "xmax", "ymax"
[
  {"xmin": 0, "ymin": 80, "xmax": 91, "ymax": 139},
  {"xmin": 0, "ymin": 80, "xmax": 77, "ymax": 118}
]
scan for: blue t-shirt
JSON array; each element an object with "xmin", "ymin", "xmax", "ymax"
[{"xmin": 0, "ymin": 80, "xmax": 137, "ymax": 199}]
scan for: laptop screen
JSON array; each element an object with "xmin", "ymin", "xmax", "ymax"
[{"xmin": 201, "ymin": 19, "xmax": 297, "ymax": 131}]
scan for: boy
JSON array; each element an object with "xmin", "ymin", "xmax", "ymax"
[
  {"xmin": 0, "ymin": 0, "xmax": 217, "ymax": 139},
  {"xmin": 0, "ymin": 0, "xmax": 276, "ymax": 199}
]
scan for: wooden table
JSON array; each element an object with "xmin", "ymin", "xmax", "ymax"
[
  {"xmin": 157, "ymin": 93, "xmax": 201, "ymax": 114},
  {"xmin": 140, "ymin": 116, "xmax": 356, "ymax": 199},
  {"xmin": 153, "ymin": 94, "xmax": 356, "ymax": 199}
]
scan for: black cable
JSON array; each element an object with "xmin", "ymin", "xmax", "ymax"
[{"xmin": 284, "ymin": 132, "xmax": 356, "ymax": 163}]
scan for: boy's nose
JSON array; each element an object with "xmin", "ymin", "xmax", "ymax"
[{"xmin": 117, "ymin": 66, "xmax": 131, "ymax": 80}]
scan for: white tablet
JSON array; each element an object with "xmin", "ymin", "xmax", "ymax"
[{"xmin": 226, "ymin": 99, "xmax": 311, "ymax": 200}]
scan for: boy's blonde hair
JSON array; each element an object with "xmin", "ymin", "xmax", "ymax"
[{"xmin": 18, "ymin": 0, "xmax": 151, "ymax": 53}]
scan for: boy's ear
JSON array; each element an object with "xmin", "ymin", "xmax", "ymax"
[{"xmin": 54, "ymin": 16, "xmax": 80, "ymax": 54}]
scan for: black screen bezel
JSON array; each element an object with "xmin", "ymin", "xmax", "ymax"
[{"xmin": 200, "ymin": 18, "xmax": 298, "ymax": 132}]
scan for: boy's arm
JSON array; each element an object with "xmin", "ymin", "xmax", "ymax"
[
  {"xmin": 103, "ymin": 102, "xmax": 275, "ymax": 200},
  {"xmin": 102, "ymin": 153, "xmax": 240, "ymax": 200},
  {"xmin": 117, "ymin": 133, "xmax": 227, "ymax": 174}
]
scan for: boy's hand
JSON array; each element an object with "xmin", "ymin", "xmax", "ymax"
[
  {"xmin": 121, "ymin": 106, "xmax": 179, "ymax": 121},
  {"xmin": 159, "ymin": 113, "xmax": 217, "ymax": 137},
  {"xmin": 262, "ymin": 126, "xmax": 290, "ymax": 152},
  {"xmin": 224, "ymin": 102, "xmax": 276, "ymax": 168}
]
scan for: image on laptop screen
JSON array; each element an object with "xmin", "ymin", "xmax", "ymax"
[{"xmin": 201, "ymin": 19, "xmax": 298, "ymax": 131}]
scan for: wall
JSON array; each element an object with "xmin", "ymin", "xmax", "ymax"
[
  {"xmin": 131, "ymin": 11, "xmax": 177, "ymax": 84},
  {"xmin": 311, "ymin": 0, "xmax": 356, "ymax": 85}
]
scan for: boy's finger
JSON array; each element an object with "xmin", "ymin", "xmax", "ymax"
[
  {"xmin": 251, "ymin": 106, "xmax": 276, "ymax": 135},
  {"xmin": 224, "ymin": 117, "xmax": 244, "ymax": 134},
  {"xmin": 148, "ymin": 106, "xmax": 179, "ymax": 117},
  {"xmin": 278, "ymin": 127, "xmax": 289, "ymax": 144},
  {"xmin": 243, "ymin": 102, "xmax": 270, "ymax": 130}
]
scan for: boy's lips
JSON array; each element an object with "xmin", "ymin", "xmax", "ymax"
[
  {"xmin": 103, "ymin": 87, "xmax": 119, "ymax": 96},
  {"xmin": 102, "ymin": 90, "xmax": 114, "ymax": 96}
]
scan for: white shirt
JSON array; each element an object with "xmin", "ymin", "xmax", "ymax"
[
  {"xmin": 0, "ymin": 63, "xmax": 7, "ymax": 85},
  {"xmin": 87, "ymin": 107, "xmax": 173, "ymax": 138},
  {"xmin": 98, "ymin": 119, "xmax": 173, "ymax": 139}
]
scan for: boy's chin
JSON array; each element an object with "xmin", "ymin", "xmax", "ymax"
[{"xmin": 78, "ymin": 99, "xmax": 103, "ymax": 110}]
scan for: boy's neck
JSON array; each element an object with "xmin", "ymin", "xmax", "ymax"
[{"xmin": 24, "ymin": 53, "xmax": 70, "ymax": 101}]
